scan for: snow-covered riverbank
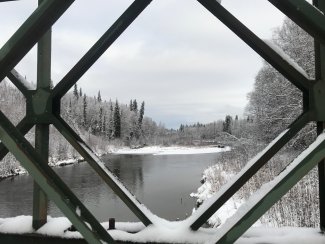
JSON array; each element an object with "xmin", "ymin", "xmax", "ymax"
[
  {"xmin": 190, "ymin": 164, "xmax": 253, "ymax": 228},
  {"xmin": 112, "ymin": 145, "xmax": 230, "ymax": 155},
  {"xmin": 0, "ymin": 145, "xmax": 230, "ymax": 180},
  {"xmin": 0, "ymin": 157, "xmax": 84, "ymax": 181}
]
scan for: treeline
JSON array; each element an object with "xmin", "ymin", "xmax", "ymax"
[
  {"xmin": 192, "ymin": 17, "xmax": 319, "ymax": 228},
  {"xmin": 64, "ymin": 84, "xmax": 153, "ymax": 144},
  {"xmin": 0, "ymin": 81, "xmax": 165, "ymax": 177},
  {"xmin": 169, "ymin": 114, "xmax": 254, "ymax": 147}
]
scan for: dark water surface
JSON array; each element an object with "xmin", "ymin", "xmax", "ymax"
[{"xmin": 0, "ymin": 153, "xmax": 220, "ymax": 222}]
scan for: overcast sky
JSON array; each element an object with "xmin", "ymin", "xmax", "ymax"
[{"xmin": 0, "ymin": 0, "xmax": 286, "ymax": 128}]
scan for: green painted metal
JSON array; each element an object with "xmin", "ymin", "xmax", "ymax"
[
  {"xmin": 0, "ymin": 0, "xmax": 324, "ymax": 242},
  {"xmin": 32, "ymin": 0, "xmax": 51, "ymax": 229},
  {"xmin": 196, "ymin": 0, "xmax": 312, "ymax": 93},
  {"xmin": 214, "ymin": 135, "xmax": 325, "ymax": 244},
  {"xmin": 52, "ymin": 0, "xmax": 153, "ymax": 102},
  {"xmin": 0, "ymin": 117, "xmax": 33, "ymax": 161},
  {"xmin": 24, "ymin": 89, "xmax": 53, "ymax": 124},
  {"xmin": 268, "ymin": 0, "xmax": 325, "ymax": 46},
  {"xmin": 7, "ymin": 69, "xmax": 31, "ymax": 95},
  {"xmin": 314, "ymin": 0, "xmax": 325, "ymax": 232},
  {"xmin": 0, "ymin": 1, "xmax": 154, "ymax": 241},
  {"xmin": 190, "ymin": 112, "xmax": 310, "ymax": 230},
  {"xmin": 0, "ymin": 0, "xmax": 74, "ymax": 82},
  {"xmin": 51, "ymin": 115, "xmax": 153, "ymax": 226},
  {"xmin": 310, "ymin": 80, "xmax": 325, "ymax": 121},
  {"xmin": 0, "ymin": 111, "xmax": 115, "ymax": 244}
]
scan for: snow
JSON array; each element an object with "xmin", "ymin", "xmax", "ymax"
[
  {"xmin": 264, "ymin": 40, "xmax": 309, "ymax": 79},
  {"xmin": 188, "ymin": 129, "xmax": 289, "ymax": 223},
  {"xmin": 237, "ymin": 227, "xmax": 325, "ymax": 244},
  {"xmin": 208, "ymin": 132, "xmax": 325, "ymax": 243},
  {"xmin": 49, "ymin": 158, "xmax": 80, "ymax": 167},
  {"xmin": 0, "ymin": 216, "xmax": 324, "ymax": 243},
  {"xmin": 0, "ymin": 216, "xmax": 33, "ymax": 234},
  {"xmin": 190, "ymin": 166, "xmax": 259, "ymax": 228},
  {"xmin": 113, "ymin": 146, "xmax": 230, "ymax": 155},
  {"xmin": 10, "ymin": 69, "xmax": 35, "ymax": 90},
  {"xmin": 76, "ymin": 206, "xmax": 81, "ymax": 217}
]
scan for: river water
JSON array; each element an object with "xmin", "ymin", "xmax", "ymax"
[{"xmin": 0, "ymin": 153, "xmax": 220, "ymax": 222}]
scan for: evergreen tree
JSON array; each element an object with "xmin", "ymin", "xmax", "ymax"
[
  {"xmin": 99, "ymin": 107, "xmax": 103, "ymax": 133},
  {"xmin": 97, "ymin": 90, "xmax": 102, "ymax": 103},
  {"xmin": 132, "ymin": 99, "xmax": 138, "ymax": 113},
  {"xmin": 113, "ymin": 100, "xmax": 121, "ymax": 138},
  {"xmin": 108, "ymin": 101, "xmax": 114, "ymax": 139},
  {"xmin": 138, "ymin": 101, "xmax": 145, "ymax": 126},
  {"xmin": 103, "ymin": 115, "xmax": 106, "ymax": 135},
  {"xmin": 223, "ymin": 115, "xmax": 233, "ymax": 134},
  {"xmin": 73, "ymin": 84, "xmax": 79, "ymax": 100},
  {"xmin": 79, "ymin": 87, "xmax": 82, "ymax": 97},
  {"xmin": 179, "ymin": 124, "xmax": 184, "ymax": 133},
  {"xmin": 129, "ymin": 99, "xmax": 133, "ymax": 111},
  {"xmin": 68, "ymin": 99, "xmax": 72, "ymax": 114},
  {"xmin": 83, "ymin": 94, "xmax": 87, "ymax": 127}
]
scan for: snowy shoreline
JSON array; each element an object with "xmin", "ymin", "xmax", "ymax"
[
  {"xmin": 111, "ymin": 145, "xmax": 230, "ymax": 155},
  {"xmin": 0, "ymin": 145, "xmax": 230, "ymax": 180}
]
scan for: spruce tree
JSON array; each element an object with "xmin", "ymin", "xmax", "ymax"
[
  {"xmin": 83, "ymin": 94, "xmax": 87, "ymax": 127},
  {"xmin": 223, "ymin": 115, "xmax": 233, "ymax": 134},
  {"xmin": 138, "ymin": 101, "xmax": 145, "ymax": 126},
  {"xmin": 129, "ymin": 99, "xmax": 133, "ymax": 111},
  {"xmin": 79, "ymin": 87, "xmax": 83, "ymax": 97},
  {"xmin": 73, "ymin": 84, "xmax": 79, "ymax": 100},
  {"xmin": 99, "ymin": 107, "xmax": 103, "ymax": 133},
  {"xmin": 103, "ymin": 115, "xmax": 106, "ymax": 135},
  {"xmin": 108, "ymin": 101, "xmax": 114, "ymax": 139},
  {"xmin": 132, "ymin": 99, "xmax": 138, "ymax": 113},
  {"xmin": 97, "ymin": 90, "xmax": 102, "ymax": 103},
  {"xmin": 113, "ymin": 100, "xmax": 121, "ymax": 138}
]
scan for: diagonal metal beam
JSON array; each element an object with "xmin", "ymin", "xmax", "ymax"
[
  {"xmin": 197, "ymin": 0, "xmax": 312, "ymax": 92},
  {"xmin": 7, "ymin": 69, "xmax": 34, "ymax": 96},
  {"xmin": 0, "ymin": 0, "xmax": 74, "ymax": 82},
  {"xmin": 214, "ymin": 133, "xmax": 325, "ymax": 244},
  {"xmin": 51, "ymin": 115, "xmax": 154, "ymax": 226},
  {"xmin": 52, "ymin": 0, "xmax": 153, "ymax": 100},
  {"xmin": 0, "ymin": 116, "xmax": 33, "ymax": 161},
  {"xmin": 268, "ymin": 0, "xmax": 325, "ymax": 46},
  {"xmin": 189, "ymin": 112, "xmax": 310, "ymax": 230},
  {"xmin": 0, "ymin": 111, "xmax": 114, "ymax": 244}
]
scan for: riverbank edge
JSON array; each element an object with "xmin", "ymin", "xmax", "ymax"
[{"xmin": 0, "ymin": 145, "xmax": 228, "ymax": 181}]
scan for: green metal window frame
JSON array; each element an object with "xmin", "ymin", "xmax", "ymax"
[{"xmin": 0, "ymin": 0, "xmax": 324, "ymax": 243}]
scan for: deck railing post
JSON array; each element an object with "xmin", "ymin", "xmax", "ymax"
[{"xmin": 32, "ymin": 0, "xmax": 51, "ymax": 230}]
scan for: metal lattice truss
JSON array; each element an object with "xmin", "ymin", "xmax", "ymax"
[{"xmin": 0, "ymin": 0, "xmax": 324, "ymax": 243}]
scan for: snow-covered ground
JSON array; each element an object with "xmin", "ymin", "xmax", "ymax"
[
  {"xmin": 0, "ymin": 216, "xmax": 324, "ymax": 243},
  {"xmin": 190, "ymin": 165, "xmax": 254, "ymax": 228},
  {"xmin": 112, "ymin": 146, "xmax": 230, "ymax": 155}
]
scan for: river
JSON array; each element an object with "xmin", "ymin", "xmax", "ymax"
[{"xmin": 0, "ymin": 153, "xmax": 221, "ymax": 222}]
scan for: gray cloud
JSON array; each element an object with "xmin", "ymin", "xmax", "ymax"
[{"xmin": 0, "ymin": 0, "xmax": 285, "ymax": 128}]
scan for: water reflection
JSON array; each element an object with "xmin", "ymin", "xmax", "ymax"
[{"xmin": 0, "ymin": 153, "xmax": 218, "ymax": 222}]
